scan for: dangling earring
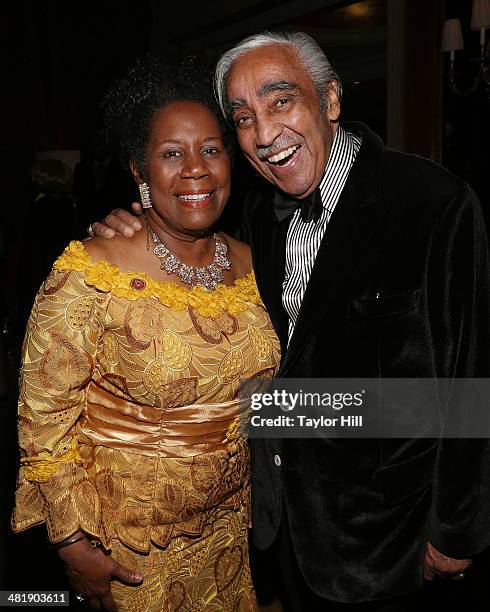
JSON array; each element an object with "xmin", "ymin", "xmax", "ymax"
[{"xmin": 139, "ymin": 183, "xmax": 152, "ymax": 209}]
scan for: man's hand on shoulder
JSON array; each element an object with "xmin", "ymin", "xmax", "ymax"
[
  {"xmin": 91, "ymin": 202, "xmax": 143, "ymax": 238},
  {"xmin": 424, "ymin": 542, "xmax": 472, "ymax": 581}
]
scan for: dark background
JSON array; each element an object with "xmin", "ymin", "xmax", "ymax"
[{"xmin": 1, "ymin": 0, "xmax": 489, "ymax": 608}]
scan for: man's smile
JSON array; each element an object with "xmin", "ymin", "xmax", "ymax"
[{"xmin": 266, "ymin": 144, "xmax": 301, "ymax": 165}]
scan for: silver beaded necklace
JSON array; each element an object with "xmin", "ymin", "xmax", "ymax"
[{"xmin": 145, "ymin": 217, "xmax": 231, "ymax": 290}]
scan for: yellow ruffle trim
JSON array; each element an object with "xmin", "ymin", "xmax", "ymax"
[
  {"xmin": 54, "ymin": 241, "xmax": 261, "ymax": 318},
  {"xmin": 20, "ymin": 437, "xmax": 84, "ymax": 483}
]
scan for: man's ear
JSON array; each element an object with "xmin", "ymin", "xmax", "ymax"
[
  {"xmin": 129, "ymin": 161, "xmax": 145, "ymax": 184},
  {"xmin": 325, "ymin": 81, "xmax": 341, "ymax": 123}
]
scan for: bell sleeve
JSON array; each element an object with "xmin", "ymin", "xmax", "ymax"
[{"xmin": 11, "ymin": 266, "xmax": 108, "ymax": 543}]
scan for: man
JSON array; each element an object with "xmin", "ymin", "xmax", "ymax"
[{"xmin": 93, "ymin": 32, "xmax": 490, "ymax": 610}]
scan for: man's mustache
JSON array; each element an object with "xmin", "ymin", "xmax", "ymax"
[{"xmin": 256, "ymin": 138, "xmax": 300, "ymax": 161}]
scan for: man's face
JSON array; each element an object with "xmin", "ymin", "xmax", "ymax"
[{"xmin": 226, "ymin": 44, "xmax": 340, "ymax": 198}]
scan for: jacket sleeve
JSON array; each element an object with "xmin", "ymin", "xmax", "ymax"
[
  {"xmin": 11, "ymin": 268, "xmax": 107, "ymax": 543},
  {"xmin": 427, "ymin": 184, "xmax": 490, "ymax": 557}
]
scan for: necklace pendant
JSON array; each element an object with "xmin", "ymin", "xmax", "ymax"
[
  {"xmin": 154, "ymin": 244, "xmax": 168, "ymax": 257},
  {"xmin": 180, "ymin": 265, "xmax": 195, "ymax": 286},
  {"xmin": 163, "ymin": 255, "xmax": 179, "ymax": 274}
]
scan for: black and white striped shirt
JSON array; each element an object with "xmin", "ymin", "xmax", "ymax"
[{"xmin": 282, "ymin": 126, "xmax": 362, "ymax": 342}]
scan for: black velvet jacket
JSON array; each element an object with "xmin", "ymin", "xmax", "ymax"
[{"xmin": 242, "ymin": 123, "xmax": 490, "ymax": 603}]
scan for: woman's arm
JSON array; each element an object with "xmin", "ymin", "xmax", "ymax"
[
  {"xmin": 13, "ymin": 268, "xmax": 104, "ymax": 539},
  {"xmin": 12, "ymin": 266, "xmax": 142, "ymax": 607}
]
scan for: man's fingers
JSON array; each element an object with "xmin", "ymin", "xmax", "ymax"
[
  {"xmin": 423, "ymin": 544, "xmax": 443, "ymax": 579},
  {"xmin": 86, "ymin": 597, "xmax": 102, "ymax": 610},
  {"xmin": 450, "ymin": 559, "xmax": 472, "ymax": 580},
  {"xmin": 425, "ymin": 548, "xmax": 442, "ymax": 573},
  {"xmin": 91, "ymin": 222, "xmax": 115, "ymax": 239},
  {"xmin": 103, "ymin": 213, "xmax": 136, "ymax": 237},
  {"xmin": 111, "ymin": 561, "xmax": 143, "ymax": 585},
  {"xmin": 131, "ymin": 201, "xmax": 144, "ymax": 217},
  {"xmin": 113, "ymin": 207, "xmax": 143, "ymax": 231},
  {"xmin": 423, "ymin": 554, "xmax": 438, "ymax": 580},
  {"xmin": 109, "ymin": 209, "xmax": 143, "ymax": 234},
  {"xmin": 89, "ymin": 207, "xmax": 143, "ymax": 239},
  {"xmin": 424, "ymin": 542, "xmax": 473, "ymax": 581}
]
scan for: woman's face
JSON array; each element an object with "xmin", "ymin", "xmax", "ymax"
[{"xmin": 137, "ymin": 100, "xmax": 231, "ymax": 237}]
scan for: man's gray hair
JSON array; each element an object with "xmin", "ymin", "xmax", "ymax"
[{"xmin": 214, "ymin": 31, "xmax": 342, "ymax": 117}]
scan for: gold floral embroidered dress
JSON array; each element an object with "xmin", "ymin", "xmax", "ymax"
[{"xmin": 12, "ymin": 241, "xmax": 280, "ymax": 612}]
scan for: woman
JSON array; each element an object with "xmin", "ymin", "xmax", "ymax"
[{"xmin": 12, "ymin": 58, "xmax": 280, "ymax": 611}]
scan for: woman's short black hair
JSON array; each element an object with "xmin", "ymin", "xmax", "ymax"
[{"xmin": 102, "ymin": 56, "xmax": 231, "ymax": 179}]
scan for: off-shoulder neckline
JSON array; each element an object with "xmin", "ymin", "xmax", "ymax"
[{"xmin": 53, "ymin": 241, "xmax": 260, "ymax": 317}]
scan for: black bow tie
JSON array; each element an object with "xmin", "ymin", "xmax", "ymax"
[{"xmin": 273, "ymin": 188, "xmax": 323, "ymax": 223}]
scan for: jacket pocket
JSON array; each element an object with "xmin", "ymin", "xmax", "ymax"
[{"xmin": 348, "ymin": 289, "xmax": 421, "ymax": 319}]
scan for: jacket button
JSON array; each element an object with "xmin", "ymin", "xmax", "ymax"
[{"xmin": 274, "ymin": 454, "xmax": 281, "ymax": 467}]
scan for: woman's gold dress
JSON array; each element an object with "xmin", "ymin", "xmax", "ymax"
[{"xmin": 12, "ymin": 241, "xmax": 280, "ymax": 611}]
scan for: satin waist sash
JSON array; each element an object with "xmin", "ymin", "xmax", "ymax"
[{"xmin": 80, "ymin": 382, "xmax": 246, "ymax": 458}]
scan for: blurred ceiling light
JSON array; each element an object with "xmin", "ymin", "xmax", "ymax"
[{"xmin": 345, "ymin": 2, "xmax": 371, "ymax": 19}]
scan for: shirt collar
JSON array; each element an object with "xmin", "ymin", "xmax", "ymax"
[{"xmin": 318, "ymin": 125, "xmax": 360, "ymax": 206}]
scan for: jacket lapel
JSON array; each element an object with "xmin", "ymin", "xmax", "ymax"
[
  {"xmin": 279, "ymin": 183, "xmax": 359, "ymax": 375},
  {"xmin": 250, "ymin": 197, "xmax": 290, "ymax": 356},
  {"xmin": 278, "ymin": 122, "xmax": 384, "ymax": 376}
]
